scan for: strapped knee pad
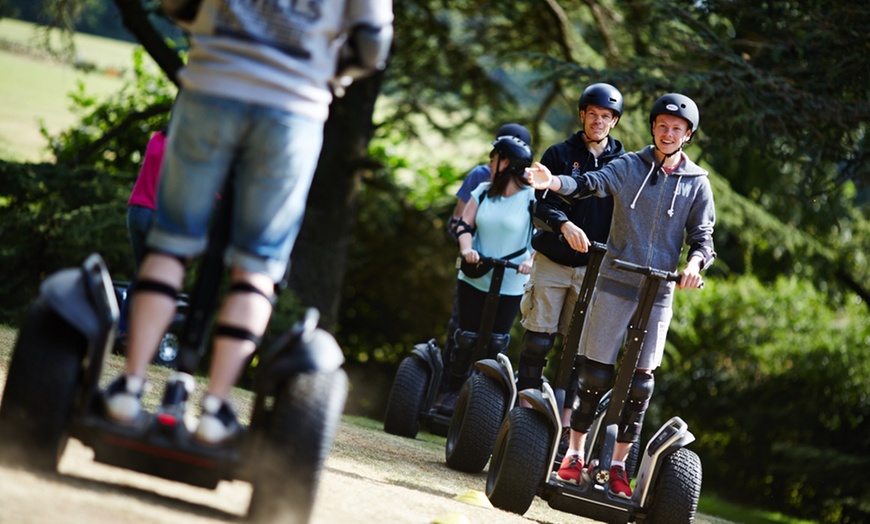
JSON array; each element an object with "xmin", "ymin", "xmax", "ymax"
[
  {"xmin": 212, "ymin": 281, "xmax": 275, "ymax": 348},
  {"xmin": 485, "ymin": 333, "xmax": 510, "ymax": 360},
  {"xmin": 570, "ymin": 357, "xmax": 615, "ymax": 433},
  {"xmin": 214, "ymin": 324, "xmax": 262, "ymax": 346},
  {"xmin": 131, "ymin": 278, "xmax": 179, "ymax": 300},
  {"xmin": 517, "ymin": 331, "xmax": 554, "ymax": 391},
  {"xmin": 228, "ymin": 281, "xmax": 276, "ymax": 306},
  {"xmin": 521, "ymin": 331, "xmax": 555, "ymax": 359},
  {"xmin": 618, "ymin": 370, "xmax": 655, "ymax": 443}
]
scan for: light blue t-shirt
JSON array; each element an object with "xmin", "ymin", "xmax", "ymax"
[{"xmin": 458, "ymin": 182, "xmax": 535, "ymax": 296}]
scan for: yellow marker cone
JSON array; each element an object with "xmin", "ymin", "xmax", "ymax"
[
  {"xmin": 453, "ymin": 489, "xmax": 494, "ymax": 509},
  {"xmin": 431, "ymin": 512, "xmax": 470, "ymax": 524}
]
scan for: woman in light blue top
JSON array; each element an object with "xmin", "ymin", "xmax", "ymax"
[{"xmin": 438, "ymin": 135, "xmax": 534, "ymax": 404}]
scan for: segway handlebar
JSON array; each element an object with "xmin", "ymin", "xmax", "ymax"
[
  {"xmin": 477, "ymin": 255, "xmax": 522, "ymax": 271},
  {"xmin": 612, "ymin": 259, "xmax": 704, "ymax": 289}
]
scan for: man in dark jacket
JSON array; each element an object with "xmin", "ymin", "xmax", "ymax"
[{"xmin": 516, "ymin": 83, "xmax": 626, "ymax": 431}]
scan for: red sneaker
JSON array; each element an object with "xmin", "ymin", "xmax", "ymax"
[
  {"xmin": 609, "ymin": 465, "xmax": 632, "ymax": 499},
  {"xmin": 557, "ymin": 454, "xmax": 584, "ymax": 485}
]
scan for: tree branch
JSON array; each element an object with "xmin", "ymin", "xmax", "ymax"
[{"xmin": 111, "ymin": 0, "xmax": 185, "ymax": 86}]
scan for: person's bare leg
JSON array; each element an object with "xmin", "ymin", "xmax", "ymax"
[
  {"xmin": 126, "ymin": 253, "xmax": 184, "ymax": 378},
  {"xmin": 205, "ymin": 268, "xmax": 274, "ymax": 400}
]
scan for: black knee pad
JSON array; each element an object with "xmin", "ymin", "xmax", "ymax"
[
  {"xmin": 570, "ymin": 357, "xmax": 615, "ymax": 433},
  {"xmin": 485, "ymin": 333, "xmax": 510, "ymax": 360},
  {"xmin": 517, "ymin": 331, "xmax": 554, "ymax": 391},
  {"xmin": 448, "ymin": 329, "xmax": 478, "ymax": 388},
  {"xmin": 618, "ymin": 370, "xmax": 655, "ymax": 443},
  {"xmin": 521, "ymin": 331, "xmax": 555, "ymax": 360}
]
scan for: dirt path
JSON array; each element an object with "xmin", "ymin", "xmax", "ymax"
[{"xmin": 0, "ymin": 415, "xmax": 733, "ymax": 524}]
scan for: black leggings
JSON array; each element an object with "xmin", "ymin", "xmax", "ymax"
[{"xmin": 456, "ymin": 280, "xmax": 521, "ymax": 335}]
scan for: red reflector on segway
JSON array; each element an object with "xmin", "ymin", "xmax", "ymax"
[{"xmin": 157, "ymin": 413, "xmax": 178, "ymax": 426}]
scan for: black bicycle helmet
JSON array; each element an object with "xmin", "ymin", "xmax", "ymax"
[
  {"xmin": 491, "ymin": 135, "xmax": 533, "ymax": 176},
  {"xmin": 495, "ymin": 123, "xmax": 532, "ymax": 146},
  {"xmin": 578, "ymin": 83, "xmax": 624, "ymax": 118},
  {"xmin": 649, "ymin": 93, "xmax": 700, "ymax": 133}
]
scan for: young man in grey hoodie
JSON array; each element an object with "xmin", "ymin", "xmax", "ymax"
[{"xmin": 525, "ymin": 93, "xmax": 715, "ymax": 499}]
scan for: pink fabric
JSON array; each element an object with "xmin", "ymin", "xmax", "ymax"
[{"xmin": 127, "ymin": 131, "xmax": 166, "ymax": 209}]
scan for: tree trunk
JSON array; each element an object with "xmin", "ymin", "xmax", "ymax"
[{"xmin": 288, "ymin": 72, "xmax": 386, "ymax": 332}]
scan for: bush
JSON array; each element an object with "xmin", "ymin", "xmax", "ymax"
[
  {"xmin": 0, "ymin": 161, "xmax": 134, "ymax": 322},
  {"xmin": 652, "ymin": 276, "xmax": 870, "ymax": 523}
]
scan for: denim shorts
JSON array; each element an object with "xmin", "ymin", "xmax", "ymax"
[{"xmin": 147, "ymin": 90, "xmax": 324, "ymax": 282}]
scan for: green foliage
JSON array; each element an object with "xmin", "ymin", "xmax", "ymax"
[
  {"xmin": 654, "ymin": 277, "xmax": 870, "ymax": 523},
  {"xmin": 0, "ymin": 160, "xmax": 133, "ymax": 321},
  {"xmin": 42, "ymin": 46, "xmax": 175, "ymax": 173},
  {"xmin": 336, "ymin": 140, "xmax": 461, "ymax": 363}
]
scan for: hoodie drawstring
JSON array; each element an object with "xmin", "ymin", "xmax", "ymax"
[
  {"xmin": 630, "ymin": 161, "xmax": 658, "ymax": 210},
  {"xmin": 668, "ymin": 175, "xmax": 683, "ymax": 217}
]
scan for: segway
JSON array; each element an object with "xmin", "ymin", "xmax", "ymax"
[
  {"xmin": 486, "ymin": 260, "xmax": 703, "ymax": 523},
  {"xmin": 383, "ymin": 256, "xmax": 519, "ymax": 441},
  {"xmin": 0, "ymin": 175, "xmax": 348, "ymax": 523}
]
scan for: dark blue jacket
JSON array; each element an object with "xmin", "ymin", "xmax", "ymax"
[{"xmin": 532, "ymin": 132, "xmax": 625, "ymax": 267}]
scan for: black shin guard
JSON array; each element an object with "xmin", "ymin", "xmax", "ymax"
[
  {"xmin": 517, "ymin": 331, "xmax": 554, "ymax": 391},
  {"xmin": 449, "ymin": 330, "xmax": 477, "ymax": 390},
  {"xmin": 517, "ymin": 356, "xmax": 547, "ymax": 391},
  {"xmin": 618, "ymin": 370, "xmax": 655, "ymax": 443},
  {"xmin": 570, "ymin": 357, "xmax": 615, "ymax": 433}
]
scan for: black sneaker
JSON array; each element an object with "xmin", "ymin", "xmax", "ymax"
[
  {"xmin": 195, "ymin": 395, "xmax": 242, "ymax": 445},
  {"xmin": 156, "ymin": 372, "xmax": 195, "ymax": 430},
  {"xmin": 104, "ymin": 375, "xmax": 145, "ymax": 423}
]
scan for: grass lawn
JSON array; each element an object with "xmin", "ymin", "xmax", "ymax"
[{"xmin": 0, "ymin": 18, "xmax": 151, "ymax": 162}]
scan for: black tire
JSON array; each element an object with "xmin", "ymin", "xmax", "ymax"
[
  {"xmin": 0, "ymin": 297, "xmax": 85, "ymax": 471},
  {"xmin": 383, "ymin": 356, "xmax": 429, "ymax": 438},
  {"xmin": 486, "ymin": 408, "xmax": 551, "ymax": 515},
  {"xmin": 645, "ymin": 447, "xmax": 702, "ymax": 524},
  {"xmin": 248, "ymin": 369, "xmax": 348, "ymax": 523},
  {"xmin": 445, "ymin": 373, "xmax": 506, "ymax": 473}
]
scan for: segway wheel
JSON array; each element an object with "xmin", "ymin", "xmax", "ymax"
[
  {"xmin": 444, "ymin": 373, "xmax": 505, "ymax": 473},
  {"xmin": 383, "ymin": 356, "xmax": 429, "ymax": 438},
  {"xmin": 248, "ymin": 369, "xmax": 348, "ymax": 523},
  {"xmin": 0, "ymin": 297, "xmax": 85, "ymax": 471},
  {"xmin": 645, "ymin": 447, "xmax": 702, "ymax": 524},
  {"xmin": 486, "ymin": 407, "xmax": 551, "ymax": 515}
]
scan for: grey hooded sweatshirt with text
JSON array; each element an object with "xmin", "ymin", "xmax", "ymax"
[{"xmin": 555, "ymin": 145, "xmax": 716, "ymax": 294}]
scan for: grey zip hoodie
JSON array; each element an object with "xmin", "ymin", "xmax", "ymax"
[{"xmin": 555, "ymin": 145, "xmax": 716, "ymax": 292}]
